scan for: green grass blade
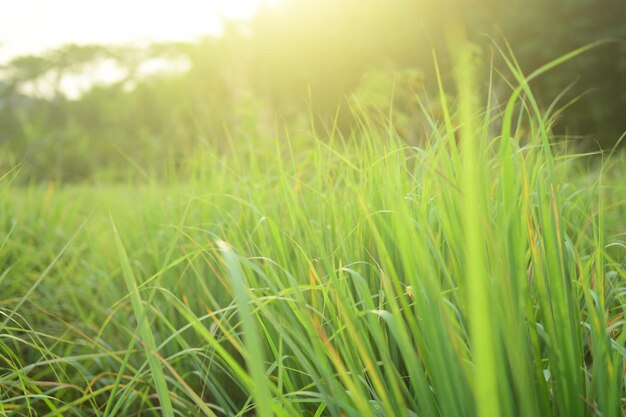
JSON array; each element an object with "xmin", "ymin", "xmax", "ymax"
[{"xmin": 111, "ymin": 216, "xmax": 174, "ymax": 417}]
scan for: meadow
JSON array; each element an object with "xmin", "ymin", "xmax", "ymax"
[{"xmin": 1, "ymin": 44, "xmax": 626, "ymax": 417}]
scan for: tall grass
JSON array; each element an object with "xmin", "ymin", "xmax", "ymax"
[{"xmin": 1, "ymin": 44, "xmax": 625, "ymax": 417}]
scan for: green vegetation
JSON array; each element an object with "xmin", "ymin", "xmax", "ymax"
[
  {"xmin": 1, "ymin": 38, "xmax": 625, "ymax": 416},
  {"xmin": 2, "ymin": 0, "xmax": 626, "ymax": 184}
]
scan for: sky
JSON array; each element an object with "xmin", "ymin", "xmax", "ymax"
[{"xmin": 0, "ymin": 0, "xmax": 279, "ymax": 63}]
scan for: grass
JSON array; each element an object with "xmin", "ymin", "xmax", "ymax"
[{"xmin": 1, "ymin": 43, "xmax": 626, "ymax": 417}]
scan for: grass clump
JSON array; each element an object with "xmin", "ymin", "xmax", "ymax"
[{"xmin": 1, "ymin": 44, "xmax": 626, "ymax": 417}]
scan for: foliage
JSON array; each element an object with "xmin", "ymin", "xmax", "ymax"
[
  {"xmin": 1, "ymin": 1, "xmax": 625, "ymax": 182},
  {"xmin": 1, "ymin": 43, "xmax": 625, "ymax": 416}
]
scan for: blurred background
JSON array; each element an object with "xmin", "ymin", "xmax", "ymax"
[{"xmin": 1, "ymin": 0, "xmax": 625, "ymax": 182}]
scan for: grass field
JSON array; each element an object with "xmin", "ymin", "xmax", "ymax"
[{"xmin": 1, "ymin": 46, "xmax": 626, "ymax": 417}]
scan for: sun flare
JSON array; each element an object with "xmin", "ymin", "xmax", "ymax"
[{"xmin": 0, "ymin": 0, "xmax": 280, "ymax": 62}]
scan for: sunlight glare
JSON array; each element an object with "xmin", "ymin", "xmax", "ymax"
[{"xmin": 0, "ymin": 0, "xmax": 281, "ymax": 62}]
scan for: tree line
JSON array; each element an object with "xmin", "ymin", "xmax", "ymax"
[{"xmin": 1, "ymin": 0, "xmax": 624, "ymax": 182}]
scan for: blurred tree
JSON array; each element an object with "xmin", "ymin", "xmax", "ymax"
[{"xmin": 1, "ymin": 0, "xmax": 624, "ymax": 182}]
